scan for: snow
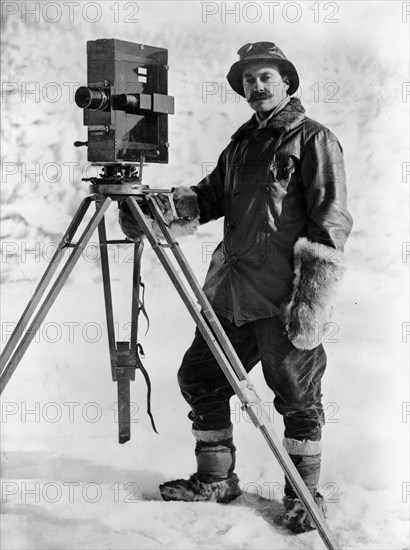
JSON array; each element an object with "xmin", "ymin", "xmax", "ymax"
[{"xmin": 1, "ymin": 1, "xmax": 409, "ymax": 549}]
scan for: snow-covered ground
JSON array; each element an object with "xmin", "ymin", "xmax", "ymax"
[{"xmin": 1, "ymin": 1, "xmax": 409, "ymax": 548}]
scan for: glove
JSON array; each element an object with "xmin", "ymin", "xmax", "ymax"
[
  {"xmin": 118, "ymin": 186, "xmax": 201, "ymax": 242},
  {"xmin": 118, "ymin": 200, "xmax": 146, "ymax": 242},
  {"xmin": 153, "ymin": 186, "xmax": 201, "ymax": 238},
  {"xmin": 280, "ymin": 237, "xmax": 346, "ymax": 350}
]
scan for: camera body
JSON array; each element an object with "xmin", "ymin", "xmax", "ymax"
[{"xmin": 75, "ymin": 38, "xmax": 174, "ymax": 164}]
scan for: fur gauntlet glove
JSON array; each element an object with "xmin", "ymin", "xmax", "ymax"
[
  {"xmin": 281, "ymin": 237, "xmax": 346, "ymax": 350},
  {"xmin": 118, "ymin": 186, "xmax": 200, "ymax": 242}
]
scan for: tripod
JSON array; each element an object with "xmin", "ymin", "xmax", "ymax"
[{"xmin": 0, "ymin": 165, "xmax": 342, "ymax": 550}]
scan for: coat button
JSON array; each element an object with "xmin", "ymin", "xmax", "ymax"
[
  {"xmin": 259, "ymin": 253, "xmax": 268, "ymax": 263},
  {"xmin": 260, "ymin": 220, "xmax": 267, "ymax": 228},
  {"xmin": 230, "ymin": 255, "xmax": 238, "ymax": 264},
  {"xmin": 264, "ymin": 186, "xmax": 271, "ymax": 193},
  {"xmin": 227, "ymin": 222, "xmax": 236, "ymax": 231}
]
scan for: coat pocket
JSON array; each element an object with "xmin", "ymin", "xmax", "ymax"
[{"xmin": 269, "ymin": 154, "xmax": 296, "ymax": 189}]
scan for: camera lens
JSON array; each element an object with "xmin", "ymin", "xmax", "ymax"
[
  {"xmin": 113, "ymin": 94, "xmax": 139, "ymax": 113},
  {"xmin": 75, "ymin": 86, "xmax": 110, "ymax": 111}
]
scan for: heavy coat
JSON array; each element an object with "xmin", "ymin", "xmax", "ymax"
[
  {"xmin": 191, "ymin": 97, "xmax": 353, "ymax": 342},
  {"xmin": 118, "ymin": 97, "xmax": 353, "ymax": 349}
]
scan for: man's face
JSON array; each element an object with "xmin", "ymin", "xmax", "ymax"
[{"xmin": 242, "ymin": 62, "xmax": 289, "ymax": 113}]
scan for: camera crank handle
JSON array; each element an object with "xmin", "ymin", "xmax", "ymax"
[{"xmin": 73, "ymin": 141, "xmax": 88, "ymax": 148}]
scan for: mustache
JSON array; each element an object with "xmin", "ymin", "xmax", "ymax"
[{"xmin": 248, "ymin": 92, "xmax": 274, "ymax": 102}]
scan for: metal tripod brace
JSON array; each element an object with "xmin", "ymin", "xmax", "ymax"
[{"xmin": 0, "ymin": 177, "xmax": 342, "ymax": 549}]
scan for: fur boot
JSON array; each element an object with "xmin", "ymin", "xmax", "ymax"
[
  {"xmin": 281, "ymin": 237, "xmax": 346, "ymax": 350},
  {"xmin": 283, "ymin": 491, "xmax": 326, "ymax": 533},
  {"xmin": 118, "ymin": 186, "xmax": 200, "ymax": 242},
  {"xmin": 282, "ymin": 437, "xmax": 325, "ymax": 533},
  {"xmin": 159, "ymin": 472, "xmax": 241, "ymax": 503}
]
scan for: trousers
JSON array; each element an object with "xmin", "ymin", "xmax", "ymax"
[{"xmin": 177, "ymin": 314, "xmax": 327, "ymax": 442}]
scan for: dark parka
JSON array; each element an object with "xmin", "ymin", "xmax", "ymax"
[{"xmin": 191, "ymin": 97, "xmax": 353, "ymax": 326}]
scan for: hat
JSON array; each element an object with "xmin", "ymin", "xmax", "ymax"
[{"xmin": 227, "ymin": 42, "xmax": 299, "ymax": 97}]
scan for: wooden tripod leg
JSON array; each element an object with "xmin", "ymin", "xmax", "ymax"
[
  {"xmin": 126, "ymin": 196, "xmax": 342, "ymax": 550},
  {"xmin": 111, "ymin": 341, "xmax": 136, "ymax": 444},
  {"xmin": 0, "ymin": 197, "xmax": 112, "ymax": 394},
  {"xmin": 115, "ymin": 240, "xmax": 144, "ymax": 443},
  {"xmin": 117, "ymin": 377, "xmax": 131, "ymax": 444},
  {"xmin": 0, "ymin": 197, "xmax": 93, "ymax": 372},
  {"xmin": 97, "ymin": 207, "xmax": 116, "ymax": 364},
  {"xmin": 97, "ymin": 210, "xmax": 140, "ymax": 444}
]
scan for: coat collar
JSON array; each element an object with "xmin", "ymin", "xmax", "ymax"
[{"xmin": 231, "ymin": 97, "xmax": 306, "ymax": 140}]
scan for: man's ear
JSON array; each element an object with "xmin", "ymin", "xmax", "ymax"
[{"xmin": 282, "ymin": 74, "xmax": 290, "ymax": 91}]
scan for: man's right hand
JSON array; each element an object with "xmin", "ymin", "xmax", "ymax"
[{"xmin": 118, "ymin": 186, "xmax": 201, "ymax": 242}]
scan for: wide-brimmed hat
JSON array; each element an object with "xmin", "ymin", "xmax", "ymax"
[{"xmin": 227, "ymin": 42, "xmax": 299, "ymax": 97}]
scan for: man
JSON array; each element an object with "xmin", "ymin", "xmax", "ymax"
[{"xmin": 119, "ymin": 41, "xmax": 353, "ymax": 533}]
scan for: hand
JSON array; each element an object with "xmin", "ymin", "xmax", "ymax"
[
  {"xmin": 118, "ymin": 201, "xmax": 145, "ymax": 242},
  {"xmin": 285, "ymin": 302, "xmax": 333, "ymax": 350},
  {"xmin": 118, "ymin": 186, "xmax": 201, "ymax": 241},
  {"xmin": 280, "ymin": 237, "xmax": 345, "ymax": 350},
  {"xmin": 172, "ymin": 186, "xmax": 200, "ymax": 221},
  {"xmin": 151, "ymin": 187, "xmax": 201, "ymax": 239}
]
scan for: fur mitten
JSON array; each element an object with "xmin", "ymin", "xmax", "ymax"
[
  {"xmin": 118, "ymin": 200, "xmax": 146, "ymax": 242},
  {"xmin": 281, "ymin": 237, "xmax": 346, "ymax": 350},
  {"xmin": 118, "ymin": 186, "xmax": 200, "ymax": 242},
  {"xmin": 151, "ymin": 186, "xmax": 200, "ymax": 239}
]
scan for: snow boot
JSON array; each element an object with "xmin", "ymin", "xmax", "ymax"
[
  {"xmin": 283, "ymin": 491, "xmax": 326, "ymax": 533},
  {"xmin": 159, "ymin": 472, "xmax": 241, "ymax": 503},
  {"xmin": 159, "ymin": 425, "xmax": 242, "ymax": 503},
  {"xmin": 282, "ymin": 438, "xmax": 326, "ymax": 533}
]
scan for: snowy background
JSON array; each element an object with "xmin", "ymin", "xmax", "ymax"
[{"xmin": 1, "ymin": 1, "xmax": 409, "ymax": 548}]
